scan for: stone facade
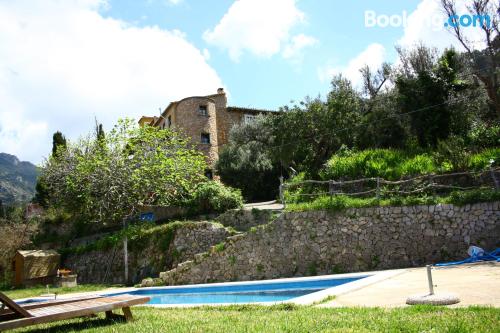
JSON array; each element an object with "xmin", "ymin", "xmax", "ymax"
[
  {"xmin": 139, "ymin": 89, "xmax": 273, "ymax": 174},
  {"xmin": 63, "ymin": 222, "xmax": 233, "ymax": 284},
  {"xmin": 154, "ymin": 202, "xmax": 500, "ymax": 286}
]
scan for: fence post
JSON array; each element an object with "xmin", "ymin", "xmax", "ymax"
[
  {"xmin": 490, "ymin": 164, "xmax": 499, "ymax": 190},
  {"xmin": 376, "ymin": 177, "xmax": 380, "ymax": 199},
  {"xmin": 279, "ymin": 176, "xmax": 286, "ymax": 209}
]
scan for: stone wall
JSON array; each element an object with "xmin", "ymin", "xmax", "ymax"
[
  {"xmin": 175, "ymin": 97, "xmax": 219, "ymax": 167},
  {"xmin": 155, "ymin": 202, "xmax": 500, "ymax": 286},
  {"xmin": 64, "ymin": 222, "xmax": 232, "ymax": 284},
  {"xmin": 216, "ymin": 209, "xmax": 274, "ymax": 232}
]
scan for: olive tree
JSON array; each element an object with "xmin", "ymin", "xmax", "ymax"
[{"xmin": 39, "ymin": 119, "xmax": 207, "ymax": 226}]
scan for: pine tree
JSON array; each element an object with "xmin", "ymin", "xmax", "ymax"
[
  {"xmin": 52, "ymin": 131, "xmax": 67, "ymax": 157},
  {"xmin": 97, "ymin": 124, "xmax": 105, "ymax": 141}
]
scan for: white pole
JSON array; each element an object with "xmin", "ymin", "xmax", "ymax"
[
  {"xmin": 426, "ymin": 265, "xmax": 434, "ymax": 295},
  {"xmin": 123, "ymin": 218, "xmax": 128, "ymax": 284}
]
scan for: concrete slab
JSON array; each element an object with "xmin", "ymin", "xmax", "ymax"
[
  {"xmin": 319, "ymin": 262, "xmax": 500, "ymax": 308},
  {"xmin": 243, "ymin": 200, "xmax": 284, "ymax": 210}
]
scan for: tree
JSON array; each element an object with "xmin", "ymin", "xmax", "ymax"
[
  {"xmin": 395, "ymin": 47, "xmax": 467, "ymax": 147},
  {"xmin": 51, "ymin": 131, "xmax": 67, "ymax": 157},
  {"xmin": 271, "ymin": 75, "xmax": 362, "ymax": 176},
  {"xmin": 96, "ymin": 123, "xmax": 105, "ymax": 142},
  {"xmin": 39, "ymin": 119, "xmax": 207, "ymax": 226},
  {"xmin": 441, "ymin": 0, "xmax": 500, "ymax": 118},
  {"xmin": 216, "ymin": 115, "xmax": 281, "ymax": 201},
  {"xmin": 33, "ymin": 179, "xmax": 50, "ymax": 208},
  {"xmin": 0, "ymin": 210, "xmax": 39, "ymax": 286},
  {"xmin": 357, "ymin": 91, "xmax": 410, "ymax": 149},
  {"xmin": 34, "ymin": 130, "xmax": 66, "ymax": 206}
]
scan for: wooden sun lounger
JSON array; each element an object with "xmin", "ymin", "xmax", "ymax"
[{"xmin": 0, "ymin": 292, "xmax": 150, "ymax": 331}]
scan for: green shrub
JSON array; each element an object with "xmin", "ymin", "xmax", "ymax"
[
  {"xmin": 448, "ymin": 189, "xmax": 500, "ymax": 205},
  {"xmin": 398, "ymin": 154, "xmax": 436, "ymax": 176},
  {"xmin": 468, "ymin": 148, "xmax": 500, "ymax": 170},
  {"xmin": 434, "ymin": 136, "xmax": 471, "ymax": 171},
  {"xmin": 321, "ymin": 149, "xmax": 439, "ymax": 180},
  {"xmin": 213, "ymin": 242, "xmax": 225, "ymax": 252},
  {"xmin": 468, "ymin": 122, "xmax": 500, "ymax": 149},
  {"xmin": 284, "ymin": 172, "xmax": 323, "ymax": 204},
  {"xmin": 286, "ymin": 189, "xmax": 500, "ymax": 212},
  {"xmin": 189, "ymin": 181, "xmax": 243, "ymax": 214},
  {"xmin": 320, "ymin": 147, "xmax": 498, "ymax": 182}
]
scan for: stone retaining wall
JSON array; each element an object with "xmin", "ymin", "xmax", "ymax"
[
  {"xmin": 216, "ymin": 209, "xmax": 274, "ymax": 231},
  {"xmin": 64, "ymin": 222, "xmax": 232, "ymax": 284},
  {"xmin": 155, "ymin": 202, "xmax": 500, "ymax": 286}
]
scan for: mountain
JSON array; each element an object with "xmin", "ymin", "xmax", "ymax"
[{"xmin": 0, "ymin": 153, "xmax": 38, "ymax": 205}]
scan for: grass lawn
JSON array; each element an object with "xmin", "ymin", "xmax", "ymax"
[
  {"xmin": 1, "ymin": 284, "xmax": 115, "ymax": 300},
  {"xmin": 8, "ymin": 304, "xmax": 500, "ymax": 333}
]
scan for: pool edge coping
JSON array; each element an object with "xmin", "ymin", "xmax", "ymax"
[
  {"xmin": 118, "ymin": 269, "xmax": 407, "ymax": 308},
  {"xmin": 13, "ymin": 269, "xmax": 407, "ymax": 307}
]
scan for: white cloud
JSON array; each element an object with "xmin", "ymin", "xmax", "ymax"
[
  {"xmin": 282, "ymin": 33, "xmax": 318, "ymax": 62},
  {"xmin": 0, "ymin": 0, "xmax": 224, "ymax": 164},
  {"xmin": 202, "ymin": 48, "xmax": 211, "ymax": 61},
  {"xmin": 398, "ymin": 0, "xmax": 486, "ymax": 51},
  {"xmin": 203, "ymin": 0, "xmax": 312, "ymax": 61},
  {"xmin": 166, "ymin": 0, "xmax": 183, "ymax": 5},
  {"xmin": 318, "ymin": 43, "xmax": 386, "ymax": 87}
]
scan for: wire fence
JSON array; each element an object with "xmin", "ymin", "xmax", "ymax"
[{"xmin": 279, "ymin": 167, "xmax": 500, "ymax": 209}]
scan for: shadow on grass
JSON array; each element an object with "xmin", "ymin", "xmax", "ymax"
[{"xmin": 20, "ymin": 316, "xmax": 127, "ymax": 333}]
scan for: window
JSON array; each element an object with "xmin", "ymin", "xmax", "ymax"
[
  {"xmin": 167, "ymin": 115, "xmax": 172, "ymax": 128},
  {"xmin": 201, "ymin": 133, "xmax": 210, "ymax": 144},
  {"xmin": 205, "ymin": 169, "xmax": 213, "ymax": 180},
  {"xmin": 198, "ymin": 105, "xmax": 208, "ymax": 116},
  {"xmin": 244, "ymin": 114, "xmax": 256, "ymax": 124}
]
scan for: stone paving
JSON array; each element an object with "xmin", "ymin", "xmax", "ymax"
[{"xmin": 319, "ymin": 262, "xmax": 500, "ymax": 308}]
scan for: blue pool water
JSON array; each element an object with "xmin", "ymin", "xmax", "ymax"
[{"xmin": 111, "ymin": 276, "xmax": 368, "ymax": 305}]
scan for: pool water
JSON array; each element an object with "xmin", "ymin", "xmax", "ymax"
[{"xmin": 113, "ymin": 276, "xmax": 368, "ymax": 305}]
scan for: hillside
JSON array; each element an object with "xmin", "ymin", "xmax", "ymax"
[{"xmin": 0, "ymin": 153, "xmax": 38, "ymax": 205}]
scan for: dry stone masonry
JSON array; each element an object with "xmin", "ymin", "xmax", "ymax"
[
  {"xmin": 64, "ymin": 222, "xmax": 232, "ymax": 284},
  {"xmin": 153, "ymin": 202, "xmax": 500, "ymax": 286},
  {"xmin": 216, "ymin": 209, "xmax": 274, "ymax": 231}
]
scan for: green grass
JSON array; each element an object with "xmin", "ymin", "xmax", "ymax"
[
  {"xmin": 8, "ymin": 305, "xmax": 500, "ymax": 332},
  {"xmin": 320, "ymin": 148, "xmax": 500, "ymax": 181},
  {"xmin": 1, "ymin": 284, "xmax": 114, "ymax": 300},
  {"xmin": 286, "ymin": 189, "xmax": 500, "ymax": 212}
]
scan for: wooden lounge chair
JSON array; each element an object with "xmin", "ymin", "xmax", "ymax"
[{"xmin": 0, "ymin": 292, "xmax": 150, "ymax": 331}]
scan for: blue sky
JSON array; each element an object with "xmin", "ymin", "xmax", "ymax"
[
  {"xmin": 0, "ymin": 0, "xmax": 479, "ymax": 163},
  {"xmin": 104, "ymin": 0, "xmax": 421, "ymax": 109}
]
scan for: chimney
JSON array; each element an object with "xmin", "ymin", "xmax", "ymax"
[{"xmin": 217, "ymin": 87, "xmax": 225, "ymax": 94}]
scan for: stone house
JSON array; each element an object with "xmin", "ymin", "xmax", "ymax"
[{"xmin": 139, "ymin": 88, "xmax": 273, "ymax": 178}]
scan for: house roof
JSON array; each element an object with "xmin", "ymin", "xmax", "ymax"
[{"xmin": 226, "ymin": 106, "xmax": 276, "ymax": 114}]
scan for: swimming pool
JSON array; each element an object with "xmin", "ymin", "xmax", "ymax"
[{"xmin": 109, "ymin": 275, "xmax": 369, "ymax": 305}]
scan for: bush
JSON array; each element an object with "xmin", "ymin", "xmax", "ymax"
[
  {"xmin": 286, "ymin": 189, "xmax": 500, "ymax": 212},
  {"xmin": 321, "ymin": 149, "xmax": 437, "ymax": 180},
  {"xmin": 468, "ymin": 148, "xmax": 500, "ymax": 170},
  {"xmin": 434, "ymin": 136, "xmax": 471, "ymax": 171},
  {"xmin": 189, "ymin": 181, "xmax": 243, "ymax": 214},
  {"xmin": 398, "ymin": 154, "xmax": 436, "ymax": 176},
  {"xmin": 468, "ymin": 122, "xmax": 500, "ymax": 149},
  {"xmin": 321, "ymin": 147, "xmax": 498, "ymax": 182},
  {"xmin": 448, "ymin": 189, "xmax": 500, "ymax": 205}
]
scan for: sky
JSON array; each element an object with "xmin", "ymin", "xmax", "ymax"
[{"xmin": 0, "ymin": 0, "xmax": 489, "ymax": 164}]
